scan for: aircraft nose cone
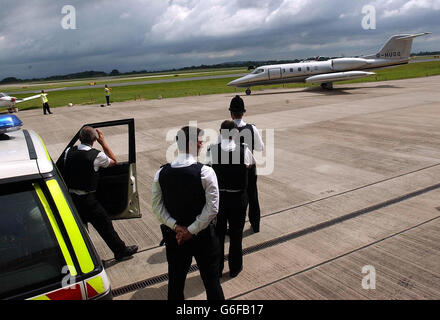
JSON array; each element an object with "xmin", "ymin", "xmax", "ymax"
[{"xmin": 227, "ymin": 79, "xmax": 238, "ymax": 87}]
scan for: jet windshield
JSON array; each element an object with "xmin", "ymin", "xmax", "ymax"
[
  {"xmin": 251, "ymin": 68, "xmax": 265, "ymax": 75},
  {"xmin": 0, "ymin": 93, "xmax": 5, "ymax": 98}
]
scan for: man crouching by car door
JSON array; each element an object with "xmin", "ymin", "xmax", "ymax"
[{"xmin": 63, "ymin": 126, "xmax": 138, "ymax": 261}]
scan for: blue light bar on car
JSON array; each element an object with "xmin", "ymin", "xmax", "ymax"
[{"xmin": 0, "ymin": 115, "xmax": 23, "ymax": 134}]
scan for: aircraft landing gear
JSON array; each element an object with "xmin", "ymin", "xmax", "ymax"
[
  {"xmin": 321, "ymin": 82, "xmax": 333, "ymax": 90},
  {"xmin": 245, "ymin": 88, "xmax": 252, "ymax": 96}
]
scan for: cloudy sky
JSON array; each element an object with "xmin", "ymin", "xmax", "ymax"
[{"xmin": 0, "ymin": 0, "xmax": 439, "ymax": 79}]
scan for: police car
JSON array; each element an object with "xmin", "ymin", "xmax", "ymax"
[{"xmin": 0, "ymin": 115, "xmax": 140, "ymax": 300}]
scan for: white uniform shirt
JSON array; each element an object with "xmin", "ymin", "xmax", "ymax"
[
  {"xmin": 233, "ymin": 119, "xmax": 264, "ymax": 152},
  {"xmin": 152, "ymin": 153, "xmax": 219, "ymax": 235},
  {"xmin": 206, "ymin": 139, "xmax": 255, "ymax": 167},
  {"xmin": 64, "ymin": 144, "xmax": 111, "ymax": 194}
]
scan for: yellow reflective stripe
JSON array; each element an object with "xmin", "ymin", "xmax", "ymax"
[
  {"xmin": 88, "ymin": 276, "xmax": 105, "ymax": 294},
  {"xmin": 30, "ymin": 295, "xmax": 50, "ymax": 300},
  {"xmin": 37, "ymin": 135, "xmax": 51, "ymax": 162},
  {"xmin": 46, "ymin": 179, "xmax": 95, "ymax": 274},
  {"xmin": 34, "ymin": 183, "xmax": 77, "ymax": 276}
]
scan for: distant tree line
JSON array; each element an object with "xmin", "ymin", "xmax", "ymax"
[
  {"xmin": 411, "ymin": 51, "xmax": 440, "ymax": 56},
  {"xmin": 2, "ymin": 51, "xmax": 438, "ymax": 84}
]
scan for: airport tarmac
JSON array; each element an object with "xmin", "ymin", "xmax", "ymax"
[{"xmin": 18, "ymin": 75, "xmax": 440, "ymax": 300}]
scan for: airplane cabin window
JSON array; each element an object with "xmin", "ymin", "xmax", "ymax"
[
  {"xmin": 307, "ymin": 67, "xmax": 310, "ymax": 71},
  {"xmin": 298, "ymin": 67, "xmax": 302, "ymax": 72},
  {"xmin": 290, "ymin": 68, "xmax": 293, "ymax": 72}
]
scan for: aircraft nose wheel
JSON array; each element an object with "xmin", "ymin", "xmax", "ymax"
[{"xmin": 245, "ymin": 89, "xmax": 252, "ymax": 96}]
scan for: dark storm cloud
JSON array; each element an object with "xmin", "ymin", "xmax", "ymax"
[{"xmin": 0, "ymin": 0, "xmax": 439, "ymax": 79}]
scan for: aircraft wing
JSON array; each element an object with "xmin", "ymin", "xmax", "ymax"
[
  {"xmin": 16, "ymin": 94, "xmax": 42, "ymax": 103},
  {"xmin": 305, "ymin": 71, "xmax": 375, "ymax": 84}
]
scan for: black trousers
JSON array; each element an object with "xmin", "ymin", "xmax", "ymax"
[
  {"xmin": 217, "ymin": 191, "xmax": 248, "ymax": 275},
  {"xmin": 71, "ymin": 193, "xmax": 126, "ymax": 256},
  {"xmin": 106, "ymin": 96, "xmax": 110, "ymax": 105},
  {"xmin": 43, "ymin": 102, "xmax": 52, "ymax": 114},
  {"xmin": 247, "ymin": 165, "xmax": 260, "ymax": 229},
  {"xmin": 163, "ymin": 225, "xmax": 224, "ymax": 301}
]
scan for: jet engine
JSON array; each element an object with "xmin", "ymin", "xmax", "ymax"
[{"xmin": 330, "ymin": 58, "xmax": 369, "ymax": 71}]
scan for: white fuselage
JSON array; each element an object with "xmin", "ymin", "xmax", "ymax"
[
  {"xmin": 227, "ymin": 57, "xmax": 408, "ymax": 88},
  {"xmin": 0, "ymin": 95, "xmax": 17, "ymax": 108},
  {"xmin": 0, "ymin": 92, "xmax": 42, "ymax": 112}
]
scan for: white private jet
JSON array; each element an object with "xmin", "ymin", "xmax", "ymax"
[
  {"xmin": 228, "ymin": 33, "xmax": 431, "ymax": 95},
  {"xmin": 0, "ymin": 92, "xmax": 42, "ymax": 113}
]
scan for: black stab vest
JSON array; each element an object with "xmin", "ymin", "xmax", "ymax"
[
  {"xmin": 64, "ymin": 146, "xmax": 101, "ymax": 192},
  {"xmin": 210, "ymin": 143, "xmax": 248, "ymax": 191},
  {"xmin": 237, "ymin": 123, "xmax": 255, "ymax": 152},
  {"xmin": 158, "ymin": 163, "xmax": 206, "ymax": 227}
]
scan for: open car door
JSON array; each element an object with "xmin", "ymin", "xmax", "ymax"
[{"xmin": 56, "ymin": 119, "xmax": 141, "ymax": 220}]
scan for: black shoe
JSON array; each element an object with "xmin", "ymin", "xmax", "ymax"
[
  {"xmin": 115, "ymin": 245, "xmax": 138, "ymax": 261},
  {"xmin": 230, "ymin": 267, "xmax": 243, "ymax": 278},
  {"xmin": 251, "ymin": 225, "xmax": 260, "ymax": 233}
]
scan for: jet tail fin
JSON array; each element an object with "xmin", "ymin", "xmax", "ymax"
[{"xmin": 365, "ymin": 32, "xmax": 430, "ymax": 60}]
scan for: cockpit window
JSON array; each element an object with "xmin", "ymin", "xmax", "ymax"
[
  {"xmin": 251, "ymin": 69, "xmax": 265, "ymax": 75},
  {"xmin": 0, "ymin": 93, "xmax": 5, "ymax": 98}
]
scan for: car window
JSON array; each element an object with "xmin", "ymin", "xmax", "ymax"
[{"xmin": 0, "ymin": 182, "xmax": 66, "ymax": 298}]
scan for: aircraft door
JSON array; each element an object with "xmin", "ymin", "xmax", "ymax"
[
  {"xmin": 269, "ymin": 68, "xmax": 282, "ymax": 80},
  {"xmin": 56, "ymin": 119, "xmax": 141, "ymax": 220}
]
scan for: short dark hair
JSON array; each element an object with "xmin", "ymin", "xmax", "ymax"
[
  {"xmin": 79, "ymin": 126, "xmax": 97, "ymax": 145},
  {"xmin": 220, "ymin": 120, "xmax": 238, "ymax": 139},
  {"xmin": 176, "ymin": 126, "xmax": 203, "ymax": 152},
  {"xmin": 231, "ymin": 111, "xmax": 244, "ymax": 119}
]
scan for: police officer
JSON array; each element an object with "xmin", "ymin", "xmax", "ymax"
[
  {"xmin": 229, "ymin": 95, "xmax": 264, "ymax": 233},
  {"xmin": 207, "ymin": 120, "xmax": 255, "ymax": 278},
  {"xmin": 104, "ymin": 85, "xmax": 111, "ymax": 106},
  {"xmin": 41, "ymin": 90, "xmax": 52, "ymax": 115},
  {"xmin": 63, "ymin": 126, "xmax": 138, "ymax": 261},
  {"xmin": 152, "ymin": 126, "xmax": 224, "ymax": 301}
]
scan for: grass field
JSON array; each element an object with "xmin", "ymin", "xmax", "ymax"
[
  {"xmin": 0, "ymin": 67, "xmax": 248, "ymax": 93},
  {"xmin": 411, "ymin": 55, "xmax": 440, "ymax": 60},
  {"xmin": 5, "ymin": 61, "xmax": 440, "ymax": 112}
]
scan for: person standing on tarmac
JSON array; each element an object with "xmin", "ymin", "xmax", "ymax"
[
  {"xmin": 40, "ymin": 90, "xmax": 52, "ymax": 115},
  {"xmin": 207, "ymin": 120, "xmax": 255, "ymax": 278},
  {"xmin": 63, "ymin": 126, "xmax": 138, "ymax": 261},
  {"xmin": 152, "ymin": 126, "xmax": 224, "ymax": 301},
  {"xmin": 229, "ymin": 95, "xmax": 264, "ymax": 233},
  {"xmin": 104, "ymin": 85, "xmax": 111, "ymax": 106}
]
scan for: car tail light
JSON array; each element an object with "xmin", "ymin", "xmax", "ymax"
[{"xmin": 45, "ymin": 284, "xmax": 84, "ymax": 300}]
